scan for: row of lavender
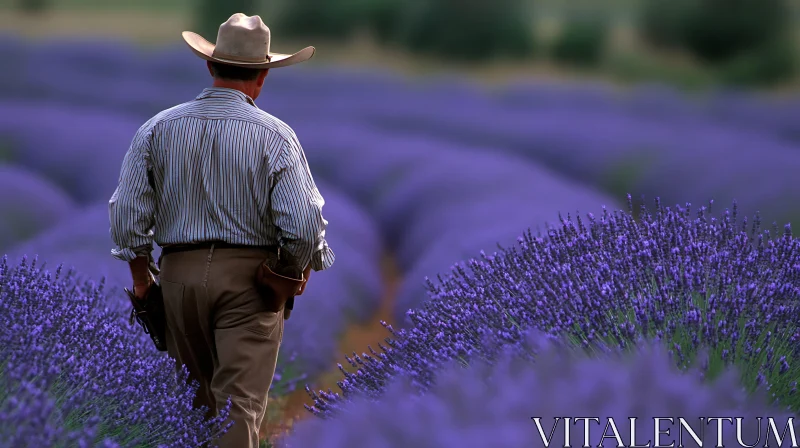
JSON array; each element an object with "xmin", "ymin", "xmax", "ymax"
[
  {"xmin": 5, "ymin": 34, "xmax": 800, "ymax": 137},
  {"xmin": 4, "ymin": 36, "xmax": 800, "ymax": 139},
  {"xmin": 2, "ymin": 39, "xmax": 799, "ymax": 250},
  {"xmin": 4, "ymin": 199, "xmax": 800, "ymax": 446},
  {"xmin": 0, "ymin": 255, "xmax": 233, "ymax": 446},
  {"xmin": 286, "ymin": 200, "xmax": 800, "ymax": 446}
]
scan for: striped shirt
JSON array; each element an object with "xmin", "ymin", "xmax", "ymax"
[{"xmin": 108, "ymin": 87, "xmax": 335, "ymax": 272}]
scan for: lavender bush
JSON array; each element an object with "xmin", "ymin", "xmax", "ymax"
[
  {"xmin": 360, "ymin": 100, "xmax": 800, "ymax": 229},
  {"xmin": 495, "ymin": 80, "xmax": 620, "ymax": 113},
  {"xmin": 289, "ymin": 121, "xmax": 617, "ymax": 260},
  {"xmin": 314, "ymin": 179, "xmax": 383, "ymax": 270},
  {"xmin": 0, "ymin": 100, "xmax": 141, "ymax": 203},
  {"xmin": 477, "ymin": 78, "xmax": 800, "ymax": 146},
  {"xmin": 9, "ymin": 203, "xmax": 139, "ymax": 255},
  {"xmin": 306, "ymin": 197, "xmax": 800, "ymax": 417},
  {"xmin": 702, "ymin": 91, "xmax": 800, "ymax": 143},
  {"xmin": 17, "ymin": 39, "xmax": 142, "ymax": 106},
  {"xmin": 0, "ymin": 35, "xmax": 26, "ymax": 99},
  {"xmin": 390, "ymin": 153, "xmax": 617, "ymax": 267},
  {"xmin": 395, "ymin": 218, "xmax": 560, "ymax": 325},
  {"xmin": 140, "ymin": 45, "xmax": 207, "ymax": 84},
  {"xmin": 0, "ymin": 164, "xmax": 75, "ymax": 253},
  {"xmin": 372, "ymin": 143, "xmax": 604, "ymax": 251},
  {"xmin": 288, "ymin": 331, "xmax": 799, "ymax": 447},
  {"xmin": 290, "ymin": 123, "xmax": 467, "ymax": 210},
  {"xmin": 0, "ymin": 256, "xmax": 231, "ymax": 446}
]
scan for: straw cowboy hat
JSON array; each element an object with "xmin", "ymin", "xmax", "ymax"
[{"xmin": 182, "ymin": 13, "xmax": 315, "ymax": 69}]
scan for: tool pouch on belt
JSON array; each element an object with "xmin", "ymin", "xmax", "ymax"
[
  {"xmin": 256, "ymin": 247, "xmax": 304, "ymax": 320},
  {"xmin": 125, "ymin": 255, "xmax": 168, "ymax": 352}
]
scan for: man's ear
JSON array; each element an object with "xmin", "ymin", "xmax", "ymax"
[
  {"xmin": 207, "ymin": 61, "xmax": 215, "ymax": 77},
  {"xmin": 257, "ymin": 69, "xmax": 269, "ymax": 86}
]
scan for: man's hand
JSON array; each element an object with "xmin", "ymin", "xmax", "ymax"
[
  {"xmin": 129, "ymin": 255, "xmax": 153, "ymax": 300},
  {"xmin": 296, "ymin": 265, "xmax": 312, "ymax": 296},
  {"xmin": 133, "ymin": 282, "xmax": 151, "ymax": 300}
]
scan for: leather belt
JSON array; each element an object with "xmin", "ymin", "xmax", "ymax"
[{"xmin": 160, "ymin": 241, "xmax": 278, "ymax": 257}]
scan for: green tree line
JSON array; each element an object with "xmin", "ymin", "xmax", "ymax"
[{"xmin": 14, "ymin": 0, "xmax": 799, "ymax": 86}]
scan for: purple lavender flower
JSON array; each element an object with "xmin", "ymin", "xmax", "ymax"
[
  {"xmin": 306, "ymin": 198, "xmax": 800, "ymax": 418},
  {"xmin": 0, "ymin": 256, "xmax": 232, "ymax": 446},
  {"xmin": 287, "ymin": 332, "xmax": 799, "ymax": 447}
]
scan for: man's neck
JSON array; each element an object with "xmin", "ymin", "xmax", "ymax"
[{"xmin": 212, "ymin": 80, "xmax": 255, "ymax": 99}]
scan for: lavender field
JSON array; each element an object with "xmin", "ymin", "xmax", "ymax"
[{"xmin": 2, "ymin": 35, "xmax": 800, "ymax": 446}]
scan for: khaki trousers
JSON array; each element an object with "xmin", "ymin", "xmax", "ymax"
[{"xmin": 159, "ymin": 246, "xmax": 284, "ymax": 448}]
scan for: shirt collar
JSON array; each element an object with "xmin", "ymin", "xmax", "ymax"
[{"xmin": 195, "ymin": 87, "xmax": 256, "ymax": 107}]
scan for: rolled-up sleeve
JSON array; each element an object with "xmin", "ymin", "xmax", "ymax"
[
  {"xmin": 270, "ymin": 134, "xmax": 335, "ymax": 271},
  {"xmin": 108, "ymin": 122, "xmax": 156, "ymax": 262}
]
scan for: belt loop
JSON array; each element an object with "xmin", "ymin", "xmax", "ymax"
[{"xmin": 202, "ymin": 243, "xmax": 215, "ymax": 287}]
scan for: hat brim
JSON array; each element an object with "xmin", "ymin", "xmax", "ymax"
[{"xmin": 182, "ymin": 31, "xmax": 315, "ymax": 69}]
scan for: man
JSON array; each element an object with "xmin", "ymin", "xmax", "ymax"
[{"xmin": 109, "ymin": 13, "xmax": 334, "ymax": 448}]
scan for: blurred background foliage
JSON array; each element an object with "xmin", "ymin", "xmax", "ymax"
[{"xmin": 3, "ymin": 0, "xmax": 800, "ymax": 88}]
